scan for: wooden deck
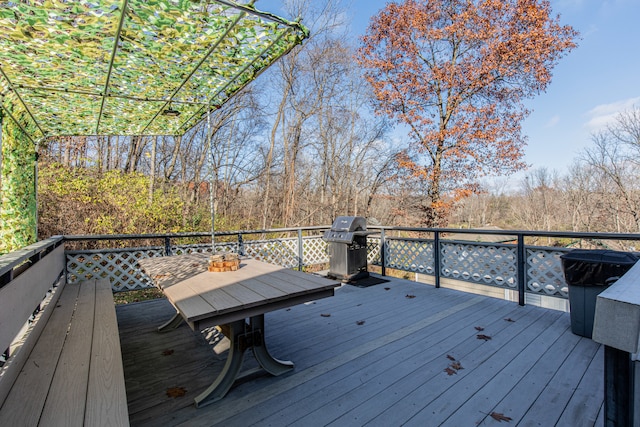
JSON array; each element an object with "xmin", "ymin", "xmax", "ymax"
[{"xmin": 116, "ymin": 276, "xmax": 604, "ymax": 426}]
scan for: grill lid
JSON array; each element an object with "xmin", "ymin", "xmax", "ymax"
[
  {"xmin": 330, "ymin": 216, "xmax": 367, "ymax": 232},
  {"xmin": 324, "ymin": 216, "xmax": 370, "ymax": 243}
]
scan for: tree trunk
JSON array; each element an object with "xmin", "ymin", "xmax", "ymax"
[
  {"xmin": 283, "ymin": 118, "xmax": 303, "ymax": 226},
  {"xmin": 125, "ymin": 136, "xmax": 141, "ymax": 172},
  {"xmin": 149, "ymin": 135, "xmax": 157, "ymax": 204},
  {"xmin": 165, "ymin": 136, "xmax": 182, "ymax": 180},
  {"xmin": 262, "ymin": 82, "xmax": 290, "ymax": 229}
]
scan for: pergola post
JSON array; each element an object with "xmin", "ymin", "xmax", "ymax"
[
  {"xmin": 0, "ymin": 112, "xmax": 37, "ymax": 254},
  {"xmin": 0, "ymin": 108, "xmax": 3, "ymax": 196}
]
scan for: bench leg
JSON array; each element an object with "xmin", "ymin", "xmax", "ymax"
[
  {"xmin": 157, "ymin": 311, "xmax": 183, "ymax": 333},
  {"xmin": 194, "ymin": 315, "xmax": 294, "ymax": 408}
]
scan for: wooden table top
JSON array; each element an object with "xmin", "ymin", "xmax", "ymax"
[{"xmin": 138, "ymin": 253, "xmax": 338, "ymax": 329}]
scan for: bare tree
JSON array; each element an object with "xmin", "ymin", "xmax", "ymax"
[
  {"xmin": 583, "ymin": 108, "xmax": 640, "ymax": 232},
  {"xmin": 258, "ymin": 0, "xmax": 352, "ymax": 228}
]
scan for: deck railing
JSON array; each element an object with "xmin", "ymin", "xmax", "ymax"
[
  {"xmin": 59, "ymin": 227, "xmax": 640, "ymax": 306},
  {"xmin": 3, "ymin": 227, "xmax": 639, "ymax": 422}
]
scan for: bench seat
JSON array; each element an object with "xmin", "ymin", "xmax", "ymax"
[{"xmin": 0, "ymin": 279, "xmax": 129, "ymax": 426}]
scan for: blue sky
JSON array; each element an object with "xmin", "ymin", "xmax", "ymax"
[{"xmin": 256, "ymin": 0, "xmax": 640, "ymax": 177}]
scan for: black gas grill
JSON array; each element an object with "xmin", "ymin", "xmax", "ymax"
[{"xmin": 323, "ymin": 216, "xmax": 371, "ymax": 281}]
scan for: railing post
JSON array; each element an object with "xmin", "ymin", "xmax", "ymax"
[
  {"xmin": 517, "ymin": 234, "xmax": 525, "ymax": 306},
  {"xmin": 380, "ymin": 228, "xmax": 386, "ymax": 277},
  {"xmin": 434, "ymin": 231, "xmax": 441, "ymax": 289},
  {"xmin": 297, "ymin": 229, "xmax": 304, "ymax": 271},
  {"xmin": 164, "ymin": 237, "xmax": 172, "ymax": 256},
  {"xmin": 237, "ymin": 233, "xmax": 244, "ymax": 256}
]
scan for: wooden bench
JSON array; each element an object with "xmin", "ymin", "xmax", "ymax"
[{"xmin": 0, "ymin": 242, "xmax": 129, "ymax": 426}]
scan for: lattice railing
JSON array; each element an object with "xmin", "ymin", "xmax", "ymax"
[
  {"xmin": 304, "ymin": 236, "xmax": 329, "ymax": 265},
  {"xmin": 243, "ymin": 238, "xmax": 298, "ymax": 268},
  {"xmin": 440, "ymin": 241, "xmax": 517, "ymax": 288},
  {"xmin": 67, "ymin": 247, "xmax": 161, "ymax": 292},
  {"xmin": 66, "ymin": 237, "xmax": 331, "ymax": 292},
  {"xmin": 378, "ymin": 238, "xmax": 569, "ymax": 298},
  {"xmin": 526, "ymin": 247, "xmax": 571, "ymax": 297},
  {"xmin": 65, "ymin": 230, "xmax": 574, "ymax": 298},
  {"xmin": 172, "ymin": 243, "xmax": 236, "ymax": 256},
  {"xmin": 385, "ymin": 239, "xmax": 435, "ymax": 274},
  {"xmin": 66, "ymin": 242, "xmax": 238, "ymax": 292},
  {"xmin": 367, "ymin": 237, "xmax": 381, "ymax": 265}
]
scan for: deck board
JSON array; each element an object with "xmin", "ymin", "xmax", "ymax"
[
  {"xmin": 228, "ymin": 298, "xmax": 508, "ymax": 426},
  {"xmin": 366, "ymin": 308, "xmax": 558, "ymax": 426},
  {"xmin": 518, "ymin": 337, "xmax": 602, "ymax": 427},
  {"xmin": 557, "ymin": 345, "xmax": 605, "ymax": 426},
  {"xmin": 483, "ymin": 327, "xmax": 581, "ymax": 423},
  {"xmin": 116, "ymin": 275, "xmax": 603, "ymax": 426},
  {"xmin": 255, "ymin": 300, "xmax": 516, "ymax": 427}
]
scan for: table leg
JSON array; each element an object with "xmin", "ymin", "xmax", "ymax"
[
  {"xmin": 194, "ymin": 319, "xmax": 246, "ymax": 408},
  {"xmin": 250, "ymin": 315, "xmax": 294, "ymax": 376},
  {"xmin": 157, "ymin": 311, "xmax": 183, "ymax": 333},
  {"xmin": 194, "ymin": 314, "xmax": 294, "ymax": 408}
]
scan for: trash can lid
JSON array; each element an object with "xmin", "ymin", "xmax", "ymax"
[{"xmin": 560, "ymin": 249, "xmax": 639, "ymax": 266}]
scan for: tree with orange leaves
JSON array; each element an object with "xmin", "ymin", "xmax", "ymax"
[{"xmin": 357, "ymin": 0, "xmax": 577, "ymax": 225}]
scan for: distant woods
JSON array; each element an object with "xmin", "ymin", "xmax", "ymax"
[{"xmin": 453, "ymin": 107, "xmax": 640, "ymax": 235}]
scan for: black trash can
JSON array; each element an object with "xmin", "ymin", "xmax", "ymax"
[{"xmin": 560, "ymin": 249, "xmax": 639, "ymax": 338}]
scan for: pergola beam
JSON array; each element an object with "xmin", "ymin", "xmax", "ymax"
[
  {"xmin": 0, "ymin": 68, "xmax": 44, "ymax": 144},
  {"xmin": 140, "ymin": 8, "xmax": 247, "ymax": 135},
  {"xmin": 96, "ymin": 0, "xmax": 130, "ymax": 135},
  {"xmin": 0, "ymin": 0, "xmax": 309, "ymax": 138},
  {"xmin": 176, "ymin": 26, "xmax": 294, "ymax": 135}
]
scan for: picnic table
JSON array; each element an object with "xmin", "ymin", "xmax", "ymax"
[{"xmin": 137, "ymin": 253, "xmax": 337, "ymax": 407}]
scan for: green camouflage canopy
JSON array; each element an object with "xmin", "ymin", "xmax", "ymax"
[{"xmin": 0, "ymin": 0, "xmax": 308, "ymax": 141}]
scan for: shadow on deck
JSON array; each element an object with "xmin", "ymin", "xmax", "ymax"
[{"xmin": 116, "ymin": 277, "xmax": 603, "ymax": 426}]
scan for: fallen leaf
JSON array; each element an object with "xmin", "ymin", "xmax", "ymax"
[
  {"xmin": 475, "ymin": 326, "xmax": 485, "ymax": 331},
  {"xmin": 450, "ymin": 361, "xmax": 464, "ymax": 370},
  {"xmin": 490, "ymin": 412, "xmax": 512, "ymax": 422},
  {"xmin": 446, "ymin": 354, "xmax": 456, "ymax": 361},
  {"xmin": 166, "ymin": 387, "xmax": 187, "ymax": 398},
  {"xmin": 444, "ymin": 367, "xmax": 457, "ymax": 376},
  {"xmin": 504, "ymin": 318, "xmax": 515, "ymax": 322},
  {"xmin": 477, "ymin": 334, "xmax": 492, "ymax": 341},
  {"xmin": 162, "ymin": 349, "xmax": 174, "ymax": 356},
  {"xmin": 405, "ymin": 294, "xmax": 416, "ymax": 299},
  {"xmin": 356, "ymin": 320, "xmax": 366, "ymax": 325},
  {"xmin": 320, "ymin": 313, "xmax": 331, "ymax": 317}
]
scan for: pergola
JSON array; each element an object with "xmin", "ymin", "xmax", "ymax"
[
  {"xmin": 0, "ymin": 0, "xmax": 308, "ymax": 254},
  {"xmin": 0, "ymin": 0, "xmax": 308, "ymax": 141}
]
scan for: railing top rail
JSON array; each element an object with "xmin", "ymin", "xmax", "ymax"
[
  {"xmin": 0, "ymin": 236, "xmax": 64, "ymax": 276},
  {"xmin": 367, "ymin": 226, "xmax": 640, "ymax": 241}
]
